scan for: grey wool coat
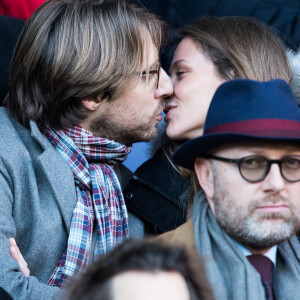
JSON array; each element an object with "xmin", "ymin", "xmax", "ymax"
[{"xmin": 0, "ymin": 108, "xmax": 143, "ymax": 299}]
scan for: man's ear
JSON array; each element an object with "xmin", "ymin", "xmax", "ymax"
[
  {"xmin": 81, "ymin": 96, "xmax": 102, "ymax": 111},
  {"xmin": 194, "ymin": 157, "xmax": 214, "ymax": 200}
]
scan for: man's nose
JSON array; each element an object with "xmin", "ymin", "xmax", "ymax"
[
  {"xmin": 261, "ymin": 163, "xmax": 285, "ymax": 193},
  {"xmin": 155, "ymin": 68, "xmax": 173, "ymax": 99}
]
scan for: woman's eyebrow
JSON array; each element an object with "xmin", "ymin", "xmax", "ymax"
[{"xmin": 169, "ymin": 59, "xmax": 188, "ymax": 73}]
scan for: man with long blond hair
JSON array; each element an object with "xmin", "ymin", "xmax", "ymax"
[{"xmin": 0, "ymin": 0, "xmax": 172, "ymax": 298}]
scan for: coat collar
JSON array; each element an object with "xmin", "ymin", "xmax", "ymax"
[{"xmin": 30, "ymin": 121, "xmax": 76, "ymax": 234}]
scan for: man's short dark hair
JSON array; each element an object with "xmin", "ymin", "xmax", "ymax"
[{"xmin": 67, "ymin": 239, "xmax": 214, "ymax": 300}]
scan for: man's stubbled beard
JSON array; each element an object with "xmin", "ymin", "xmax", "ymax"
[{"xmin": 211, "ymin": 166, "xmax": 300, "ymax": 250}]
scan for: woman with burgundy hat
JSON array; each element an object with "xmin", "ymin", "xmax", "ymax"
[{"xmin": 124, "ymin": 16, "xmax": 295, "ymax": 235}]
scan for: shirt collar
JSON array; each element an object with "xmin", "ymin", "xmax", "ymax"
[{"xmin": 234, "ymin": 240, "xmax": 277, "ymax": 266}]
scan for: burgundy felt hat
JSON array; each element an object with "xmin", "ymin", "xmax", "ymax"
[{"xmin": 173, "ymin": 79, "xmax": 300, "ymax": 170}]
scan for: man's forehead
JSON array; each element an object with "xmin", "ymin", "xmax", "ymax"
[{"xmin": 211, "ymin": 141, "xmax": 300, "ymax": 157}]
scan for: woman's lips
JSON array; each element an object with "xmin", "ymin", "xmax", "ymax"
[{"xmin": 163, "ymin": 104, "xmax": 177, "ymax": 122}]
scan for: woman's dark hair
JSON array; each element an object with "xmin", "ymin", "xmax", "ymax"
[{"xmin": 180, "ymin": 16, "xmax": 291, "ymax": 83}]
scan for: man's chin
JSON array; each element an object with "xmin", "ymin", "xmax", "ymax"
[
  {"xmin": 143, "ymin": 126, "xmax": 159, "ymax": 142},
  {"xmin": 235, "ymin": 219, "xmax": 296, "ymax": 250},
  {"xmin": 237, "ymin": 235, "xmax": 290, "ymax": 251},
  {"xmin": 127, "ymin": 128, "xmax": 158, "ymax": 144}
]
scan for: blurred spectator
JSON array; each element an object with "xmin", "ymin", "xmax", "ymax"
[
  {"xmin": 0, "ymin": 0, "xmax": 46, "ymax": 103},
  {"xmin": 66, "ymin": 239, "xmax": 214, "ymax": 300},
  {"xmin": 0, "ymin": 0, "xmax": 46, "ymax": 20},
  {"xmin": 0, "ymin": 15, "xmax": 24, "ymax": 103},
  {"xmin": 134, "ymin": 0, "xmax": 300, "ymax": 68}
]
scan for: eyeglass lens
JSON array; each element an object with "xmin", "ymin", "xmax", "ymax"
[
  {"xmin": 240, "ymin": 155, "xmax": 300, "ymax": 182},
  {"xmin": 141, "ymin": 64, "xmax": 160, "ymax": 89}
]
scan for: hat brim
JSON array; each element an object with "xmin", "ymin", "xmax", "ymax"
[{"xmin": 172, "ymin": 133, "xmax": 300, "ymax": 170}]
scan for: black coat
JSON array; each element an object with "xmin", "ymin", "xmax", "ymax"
[{"xmin": 124, "ymin": 148, "xmax": 191, "ymax": 234}]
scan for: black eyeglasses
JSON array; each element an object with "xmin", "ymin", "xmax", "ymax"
[
  {"xmin": 204, "ymin": 154, "xmax": 300, "ymax": 183},
  {"xmin": 138, "ymin": 63, "xmax": 160, "ymax": 89}
]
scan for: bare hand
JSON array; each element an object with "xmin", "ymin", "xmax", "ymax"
[{"xmin": 9, "ymin": 238, "xmax": 30, "ymax": 277}]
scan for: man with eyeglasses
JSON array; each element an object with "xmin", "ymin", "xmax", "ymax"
[
  {"xmin": 161, "ymin": 79, "xmax": 300, "ymax": 300},
  {"xmin": 0, "ymin": 0, "xmax": 172, "ymax": 299}
]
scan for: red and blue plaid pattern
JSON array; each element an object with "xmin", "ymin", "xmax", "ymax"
[{"xmin": 44, "ymin": 126, "xmax": 131, "ymax": 287}]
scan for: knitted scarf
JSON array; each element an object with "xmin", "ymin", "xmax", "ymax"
[
  {"xmin": 193, "ymin": 190, "xmax": 300, "ymax": 300},
  {"xmin": 44, "ymin": 126, "xmax": 131, "ymax": 287}
]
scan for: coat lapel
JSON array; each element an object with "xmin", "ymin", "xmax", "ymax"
[{"xmin": 30, "ymin": 121, "xmax": 76, "ymax": 234}]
